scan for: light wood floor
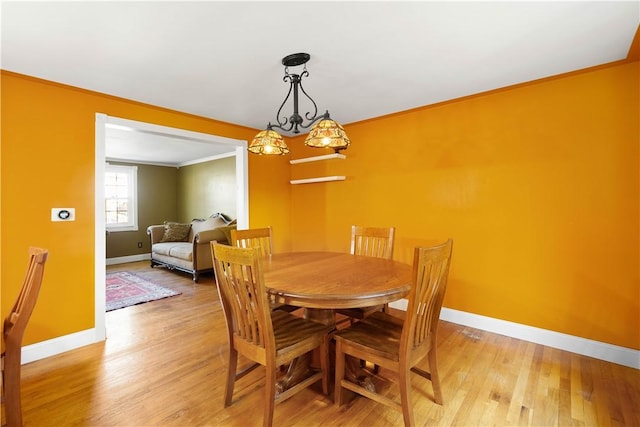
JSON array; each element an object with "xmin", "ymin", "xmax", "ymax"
[{"xmin": 6, "ymin": 261, "xmax": 640, "ymax": 426}]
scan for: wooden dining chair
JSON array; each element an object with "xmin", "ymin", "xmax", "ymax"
[
  {"xmin": 210, "ymin": 242, "xmax": 330, "ymax": 427},
  {"xmin": 2, "ymin": 247, "xmax": 49, "ymax": 427},
  {"xmin": 335, "ymin": 225, "xmax": 396, "ymax": 324},
  {"xmin": 231, "ymin": 227, "xmax": 298, "ymax": 313},
  {"xmin": 230, "ymin": 226, "xmax": 274, "ymax": 257},
  {"xmin": 334, "ymin": 239, "xmax": 453, "ymax": 427}
]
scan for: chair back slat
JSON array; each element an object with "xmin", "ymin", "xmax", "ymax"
[
  {"xmin": 350, "ymin": 226, "xmax": 395, "ymax": 260},
  {"xmin": 231, "ymin": 227, "xmax": 274, "ymax": 257},
  {"xmin": 211, "ymin": 243, "xmax": 273, "ymax": 350},
  {"xmin": 4, "ymin": 247, "xmax": 48, "ymax": 343},
  {"xmin": 403, "ymin": 240, "xmax": 453, "ymax": 351}
]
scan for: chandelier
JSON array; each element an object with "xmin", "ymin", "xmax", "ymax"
[{"xmin": 248, "ymin": 53, "xmax": 351, "ymax": 155}]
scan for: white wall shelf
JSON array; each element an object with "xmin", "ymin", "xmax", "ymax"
[
  {"xmin": 289, "ymin": 153, "xmax": 346, "ymax": 164},
  {"xmin": 290, "ymin": 176, "xmax": 346, "ymax": 185}
]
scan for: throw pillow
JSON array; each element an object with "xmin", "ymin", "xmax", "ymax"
[{"xmin": 160, "ymin": 222, "xmax": 191, "ymax": 242}]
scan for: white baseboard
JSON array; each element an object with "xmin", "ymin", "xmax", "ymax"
[
  {"xmin": 23, "ymin": 301, "xmax": 639, "ymax": 370},
  {"xmin": 388, "ymin": 300, "xmax": 639, "ymax": 370},
  {"xmin": 22, "ymin": 328, "xmax": 103, "ymax": 364},
  {"xmin": 20, "ymin": 253, "xmax": 148, "ymax": 365},
  {"xmin": 106, "ymin": 253, "xmax": 150, "ymax": 265}
]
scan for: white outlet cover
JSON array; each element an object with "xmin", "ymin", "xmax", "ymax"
[{"xmin": 51, "ymin": 208, "xmax": 75, "ymax": 221}]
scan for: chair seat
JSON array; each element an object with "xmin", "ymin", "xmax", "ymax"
[
  {"xmin": 359, "ymin": 311, "xmax": 404, "ymax": 328},
  {"xmin": 334, "ymin": 311, "xmax": 403, "ymax": 362},
  {"xmin": 271, "ymin": 310, "xmax": 330, "ymax": 352}
]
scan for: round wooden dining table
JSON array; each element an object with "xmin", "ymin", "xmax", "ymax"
[
  {"xmin": 262, "ymin": 251, "xmax": 412, "ymax": 316},
  {"xmin": 261, "ymin": 251, "xmax": 413, "ymax": 394}
]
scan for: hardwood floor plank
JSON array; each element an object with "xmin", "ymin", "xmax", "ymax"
[
  {"xmin": 487, "ymin": 336, "xmax": 521, "ymax": 426},
  {"xmin": 613, "ymin": 362, "xmax": 640, "ymax": 426},
  {"xmin": 580, "ymin": 357, "xmax": 601, "ymax": 427},
  {"xmin": 522, "ymin": 343, "xmax": 544, "ymax": 425},
  {"xmin": 4, "ymin": 261, "xmax": 639, "ymax": 426},
  {"xmin": 532, "ymin": 346, "xmax": 560, "ymax": 426},
  {"xmin": 505, "ymin": 340, "xmax": 536, "ymax": 425},
  {"xmin": 570, "ymin": 353, "xmax": 587, "ymax": 424},
  {"xmin": 557, "ymin": 350, "xmax": 573, "ymax": 427}
]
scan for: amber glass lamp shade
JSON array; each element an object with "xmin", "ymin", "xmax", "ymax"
[
  {"xmin": 304, "ymin": 118, "xmax": 351, "ymax": 151},
  {"xmin": 248, "ymin": 128, "xmax": 290, "ymax": 155}
]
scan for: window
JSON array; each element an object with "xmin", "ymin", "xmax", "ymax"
[{"xmin": 105, "ymin": 164, "xmax": 138, "ymax": 232}]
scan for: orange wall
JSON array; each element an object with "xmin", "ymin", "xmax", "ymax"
[
  {"xmin": 2, "ymin": 60, "xmax": 638, "ymax": 352},
  {"xmin": 289, "ymin": 62, "xmax": 639, "ymax": 350},
  {"xmin": 0, "ymin": 71, "xmax": 290, "ymax": 345}
]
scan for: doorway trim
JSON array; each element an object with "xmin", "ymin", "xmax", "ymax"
[
  {"xmin": 94, "ymin": 113, "xmax": 249, "ymax": 341},
  {"xmin": 20, "ymin": 114, "xmax": 249, "ymax": 362}
]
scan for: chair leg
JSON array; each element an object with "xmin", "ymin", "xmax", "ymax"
[
  {"xmin": 224, "ymin": 348, "xmax": 238, "ymax": 407},
  {"xmin": 428, "ymin": 348, "xmax": 443, "ymax": 405},
  {"xmin": 320, "ymin": 335, "xmax": 330, "ymax": 395},
  {"xmin": 263, "ymin": 366, "xmax": 277, "ymax": 427},
  {"xmin": 334, "ymin": 340, "xmax": 345, "ymax": 406},
  {"xmin": 398, "ymin": 366, "xmax": 415, "ymax": 427},
  {"xmin": 3, "ymin": 347, "xmax": 23, "ymax": 427}
]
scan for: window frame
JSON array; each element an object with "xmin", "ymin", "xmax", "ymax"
[{"xmin": 105, "ymin": 164, "xmax": 138, "ymax": 232}]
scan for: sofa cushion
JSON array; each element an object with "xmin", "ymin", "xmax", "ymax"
[
  {"xmin": 152, "ymin": 242, "xmax": 193, "ymax": 261},
  {"xmin": 168, "ymin": 244, "xmax": 194, "ymax": 261},
  {"xmin": 190, "ymin": 216, "xmax": 228, "ymax": 241},
  {"xmin": 160, "ymin": 222, "xmax": 191, "ymax": 242}
]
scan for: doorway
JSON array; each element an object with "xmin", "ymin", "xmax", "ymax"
[{"xmin": 95, "ymin": 113, "xmax": 249, "ymax": 340}]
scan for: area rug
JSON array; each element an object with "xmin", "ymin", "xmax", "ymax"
[{"xmin": 106, "ymin": 271, "xmax": 181, "ymax": 311}]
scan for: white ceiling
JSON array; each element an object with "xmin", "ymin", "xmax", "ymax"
[
  {"xmin": 2, "ymin": 1, "xmax": 638, "ymax": 166},
  {"xmin": 105, "ymin": 124, "xmax": 238, "ymax": 167}
]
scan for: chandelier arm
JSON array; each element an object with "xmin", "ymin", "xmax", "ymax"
[
  {"xmin": 275, "ymin": 76, "xmax": 295, "ymax": 130},
  {"xmin": 297, "ymin": 75, "xmax": 319, "ymax": 123},
  {"xmin": 269, "ymin": 110, "xmax": 329, "ymax": 133},
  {"xmin": 268, "ymin": 122, "xmax": 294, "ymax": 133},
  {"xmin": 295, "ymin": 110, "xmax": 330, "ymax": 130}
]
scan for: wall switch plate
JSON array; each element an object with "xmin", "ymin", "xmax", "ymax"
[{"xmin": 51, "ymin": 208, "xmax": 75, "ymax": 221}]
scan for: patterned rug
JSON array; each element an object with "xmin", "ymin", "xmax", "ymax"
[{"xmin": 106, "ymin": 271, "xmax": 181, "ymax": 311}]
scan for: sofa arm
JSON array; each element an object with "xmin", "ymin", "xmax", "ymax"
[
  {"xmin": 147, "ymin": 225, "xmax": 165, "ymax": 245},
  {"xmin": 194, "ymin": 228, "xmax": 227, "ymax": 245}
]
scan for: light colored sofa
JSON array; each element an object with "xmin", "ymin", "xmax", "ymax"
[{"xmin": 147, "ymin": 215, "xmax": 235, "ymax": 282}]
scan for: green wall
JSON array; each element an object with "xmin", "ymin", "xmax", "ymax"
[
  {"xmin": 106, "ymin": 156, "xmax": 236, "ymax": 259},
  {"xmin": 177, "ymin": 156, "xmax": 237, "ymax": 222},
  {"xmin": 106, "ymin": 163, "xmax": 178, "ymax": 258}
]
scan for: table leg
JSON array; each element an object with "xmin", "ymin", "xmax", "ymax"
[
  {"xmin": 305, "ymin": 308, "xmax": 335, "ymax": 326},
  {"xmin": 345, "ymin": 356, "xmax": 376, "ymax": 392}
]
